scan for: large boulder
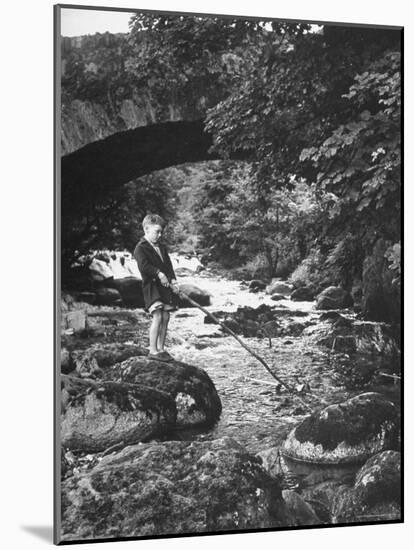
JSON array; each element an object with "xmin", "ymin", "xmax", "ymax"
[
  {"xmin": 61, "ymin": 377, "xmax": 176, "ymax": 452},
  {"xmin": 76, "ymin": 342, "xmax": 148, "ymax": 368},
  {"xmin": 249, "ymin": 279, "xmax": 267, "ymax": 292},
  {"xmin": 332, "ymin": 450, "xmax": 401, "ymax": 523},
  {"xmin": 316, "ymin": 287, "xmax": 353, "ymax": 310},
  {"xmin": 106, "ymin": 356, "xmax": 222, "ymax": 428},
  {"xmin": 282, "ymin": 490, "xmax": 321, "ymax": 526},
  {"xmin": 71, "ymin": 342, "xmax": 148, "ymax": 377},
  {"xmin": 353, "ymin": 450, "xmax": 401, "ymax": 506},
  {"xmin": 177, "ymin": 283, "xmax": 211, "ymax": 307},
  {"xmin": 61, "ymin": 437, "xmax": 291, "ymax": 541},
  {"xmin": 282, "ymin": 393, "xmax": 398, "ymax": 464},
  {"xmin": 266, "ymin": 281, "xmax": 292, "ymax": 296},
  {"xmin": 61, "ymin": 310, "xmax": 87, "ymax": 334},
  {"xmin": 111, "ymin": 277, "xmax": 144, "ymax": 308},
  {"xmin": 304, "ymin": 319, "xmax": 399, "ymax": 357},
  {"xmin": 290, "ymin": 286, "xmax": 315, "ymax": 302},
  {"xmin": 95, "ymin": 287, "xmax": 122, "ymax": 306}
]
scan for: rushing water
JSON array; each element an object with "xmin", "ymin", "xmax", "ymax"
[{"xmin": 158, "ymin": 272, "xmax": 399, "ymax": 455}]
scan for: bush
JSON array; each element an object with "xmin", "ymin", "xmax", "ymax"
[{"xmin": 289, "ymin": 249, "xmax": 325, "ymax": 289}]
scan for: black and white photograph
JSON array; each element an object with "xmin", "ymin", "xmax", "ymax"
[{"xmin": 54, "ymin": 3, "xmax": 402, "ymax": 544}]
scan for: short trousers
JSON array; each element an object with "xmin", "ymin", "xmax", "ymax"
[{"xmin": 148, "ymin": 301, "xmax": 178, "ymax": 315}]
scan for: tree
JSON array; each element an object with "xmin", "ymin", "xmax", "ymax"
[
  {"xmin": 205, "ymin": 24, "xmax": 401, "ymax": 290},
  {"xmin": 126, "ymin": 13, "xmax": 268, "ymax": 119},
  {"xmin": 61, "ymin": 174, "xmax": 173, "ymax": 274}
]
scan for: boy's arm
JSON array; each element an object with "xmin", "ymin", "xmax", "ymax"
[
  {"xmin": 134, "ymin": 245, "xmax": 160, "ymax": 280},
  {"xmin": 164, "ymin": 247, "xmax": 177, "ymax": 282}
]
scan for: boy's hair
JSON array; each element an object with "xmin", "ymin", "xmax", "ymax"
[{"xmin": 142, "ymin": 214, "xmax": 166, "ymax": 231}]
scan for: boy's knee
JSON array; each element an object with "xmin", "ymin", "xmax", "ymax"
[
  {"xmin": 162, "ymin": 310, "xmax": 170, "ymax": 322},
  {"xmin": 152, "ymin": 310, "xmax": 163, "ymax": 323}
]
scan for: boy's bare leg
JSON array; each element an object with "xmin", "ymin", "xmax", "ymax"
[
  {"xmin": 149, "ymin": 310, "xmax": 163, "ymax": 354},
  {"xmin": 157, "ymin": 311, "xmax": 170, "ymax": 352}
]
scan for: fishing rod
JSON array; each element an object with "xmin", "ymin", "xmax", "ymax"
[{"xmin": 171, "ymin": 285, "xmax": 317, "ymax": 412}]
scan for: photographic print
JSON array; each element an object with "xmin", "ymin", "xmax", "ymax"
[{"xmin": 54, "ymin": 3, "xmax": 402, "ymax": 544}]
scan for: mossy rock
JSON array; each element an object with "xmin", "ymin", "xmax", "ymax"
[
  {"xmin": 282, "ymin": 490, "xmax": 321, "ymax": 526},
  {"xmin": 353, "ymin": 450, "xmax": 401, "ymax": 506},
  {"xmin": 61, "ymin": 378, "xmax": 176, "ymax": 452},
  {"xmin": 61, "ymin": 348, "xmax": 75, "ymax": 374},
  {"xmin": 60, "ymin": 437, "xmax": 290, "ymax": 541},
  {"xmin": 73, "ymin": 342, "xmax": 148, "ymax": 370},
  {"xmin": 332, "ymin": 450, "xmax": 401, "ymax": 523},
  {"xmin": 105, "ymin": 356, "xmax": 222, "ymax": 428},
  {"xmin": 95, "ymin": 287, "xmax": 122, "ymax": 306},
  {"xmin": 282, "ymin": 393, "xmax": 398, "ymax": 465},
  {"xmin": 266, "ymin": 281, "xmax": 292, "ymax": 295},
  {"xmin": 291, "ymin": 286, "xmax": 315, "ymax": 302},
  {"xmin": 316, "ymin": 286, "xmax": 353, "ymax": 310}
]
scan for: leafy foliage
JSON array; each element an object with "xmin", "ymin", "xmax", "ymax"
[
  {"xmin": 205, "ymin": 24, "xmax": 401, "ymax": 293},
  {"xmin": 61, "ymin": 18, "xmax": 401, "ymax": 321},
  {"xmin": 126, "ymin": 14, "xmax": 268, "ymax": 119},
  {"xmin": 62, "ymin": 33, "xmax": 134, "ymax": 112},
  {"xmin": 62, "ymin": 174, "xmax": 173, "ymax": 271},
  {"xmin": 193, "ymin": 163, "xmax": 319, "ymax": 278}
]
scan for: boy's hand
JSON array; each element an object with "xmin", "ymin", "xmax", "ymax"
[
  {"xmin": 170, "ymin": 282, "xmax": 179, "ymax": 294},
  {"xmin": 158, "ymin": 272, "xmax": 169, "ymax": 287}
]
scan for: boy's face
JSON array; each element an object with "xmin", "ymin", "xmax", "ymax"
[{"xmin": 145, "ymin": 224, "xmax": 163, "ymax": 244}]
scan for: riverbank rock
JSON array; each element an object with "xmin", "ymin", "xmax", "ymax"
[
  {"xmin": 291, "ymin": 287, "xmax": 315, "ymax": 302},
  {"xmin": 316, "ymin": 287, "xmax": 353, "ymax": 310},
  {"xmin": 111, "ymin": 277, "xmax": 144, "ymax": 308},
  {"xmin": 95, "ymin": 287, "xmax": 123, "ymax": 306},
  {"xmin": 204, "ymin": 304, "xmax": 312, "ymax": 339},
  {"xmin": 249, "ymin": 279, "xmax": 267, "ymax": 292},
  {"xmin": 266, "ymin": 281, "xmax": 292, "ymax": 296},
  {"xmin": 105, "ymin": 356, "xmax": 222, "ymax": 427},
  {"xmin": 61, "ymin": 348, "xmax": 75, "ymax": 374},
  {"xmin": 282, "ymin": 393, "xmax": 398, "ymax": 464},
  {"xmin": 270, "ymin": 294, "xmax": 286, "ymax": 301},
  {"xmin": 72, "ymin": 342, "xmax": 148, "ymax": 374},
  {"xmin": 61, "ymin": 377, "xmax": 176, "ymax": 452},
  {"xmin": 332, "ymin": 450, "xmax": 401, "ymax": 523},
  {"xmin": 61, "ymin": 437, "xmax": 290, "ymax": 541},
  {"xmin": 305, "ymin": 318, "xmax": 399, "ymax": 357},
  {"xmin": 61, "ymin": 310, "xmax": 87, "ymax": 333},
  {"xmin": 282, "ymin": 490, "xmax": 321, "ymax": 526},
  {"xmin": 178, "ymin": 283, "xmax": 211, "ymax": 307}
]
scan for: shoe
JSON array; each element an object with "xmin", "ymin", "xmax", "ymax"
[
  {"xmin": 147, "ymin": 351, "xmax": 173, "ymax": 363},
  {"xmin": 157, "ymin": 350, "xmax": 174, "ymax": 361}
]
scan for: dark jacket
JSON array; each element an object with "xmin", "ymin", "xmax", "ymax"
[{"xmin": 133, "ymin": 238, "xmax": 178, "ymax": 311}]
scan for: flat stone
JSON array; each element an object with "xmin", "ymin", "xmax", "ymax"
[
  {"xmin": 61, "ymin": 310, "xmax": 87, "ymax": 333},
  {"xmin": 61, "ymin": 437, "xmax": 291, "ymax": 541}
]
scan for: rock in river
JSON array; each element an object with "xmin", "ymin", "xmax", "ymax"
[
  {"xmin": 266, "ymin": 281, "xmax": 292, "ymax": 296},
  {"xmin": 177, "ymin": 283, "xmax": 211, "ymax": 307},
  {"xmin": 332, "ymin": 450, "xmax": 401, "ymax": 523},
  {"xmin": 290, "ymin": 286, "xmax": 315, "ymax": 302},
  {"xmin": 61, "ymin": 377, "xmax": 176, "ymax": 452},
  {"xmin": 61, "ymin": 437, "xmax": 291, "ymax": 541},
  {"xmin": 72, "ymin": 342, "xmax": 148, "ymax": 373},
  {"xmin": 316, "ymin": 286, "xmax": 353, "ymax": 310},
  {"xmin": 282, "ymin": 393, "xmax": 398, "ymax": 464},
  {"xmin": 106, "ymin": 356, "xmax": 222, "ymax": 428}
]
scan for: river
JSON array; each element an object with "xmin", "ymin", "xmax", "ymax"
[{"xmin": 153, "ymin": 271, "xmax": 400, "ymax": 455}]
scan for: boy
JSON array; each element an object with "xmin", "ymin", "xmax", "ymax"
[{"xmin": 133, "ymin": 214, "xmax": 179, "ymax": 362}]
